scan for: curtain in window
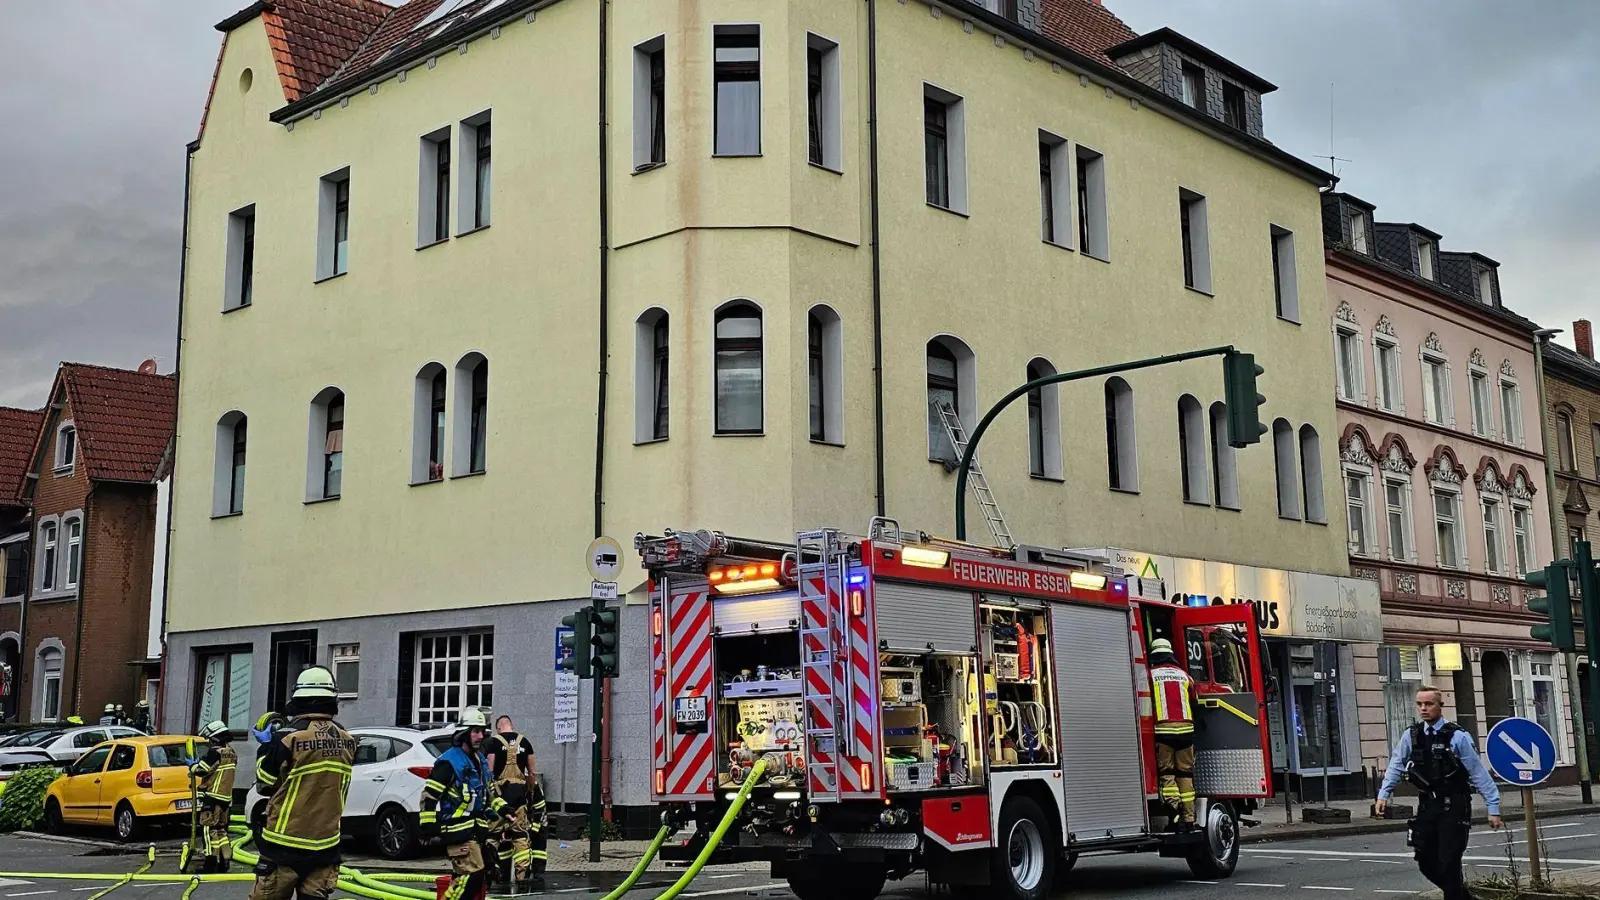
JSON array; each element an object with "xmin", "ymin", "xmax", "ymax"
[{"xmin": 714, "ymin": 308, "xmax": 762, "ymax": 433}]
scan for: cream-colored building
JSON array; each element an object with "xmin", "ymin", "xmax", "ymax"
[{"xmin": 164, "ymin": 0, "xmax": 1362, "ymax": 820}]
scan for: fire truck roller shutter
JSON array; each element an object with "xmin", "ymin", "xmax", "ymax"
[
  {"xmin": 712, "ymin": 591, "xmax": 802, "ymax": 634},
  {"xmin": 1052, "ymin": 603, "xmax": 1148, "ymax": 843},
  {"xmin": 874, "ymin": 582, "xmax": 979, "ymax": 653}
]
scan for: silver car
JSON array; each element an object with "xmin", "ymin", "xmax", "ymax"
[{"xmin": 0, "ymin": 725, "xmax": 147, "ymax": 779}]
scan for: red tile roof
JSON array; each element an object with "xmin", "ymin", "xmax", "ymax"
[
  {"xmin": 1039, "ymin": 0, "xmax": 1139, "ymax": 64},
  {"xmin": 58, "ymin": 364, "xmax": 178, "ymax": 484},
  {"xmin": 0, "ymin": 407, "xmax": 44, "ymax": 507},
  {"xmin": 330, "ymin": 0, "xmax": 451, "ymax": 85},
  {"xmin": 264, "ymin": 0, "xmax": 394, "ymax": 101}
]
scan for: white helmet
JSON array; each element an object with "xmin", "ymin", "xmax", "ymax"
[
  {"xmin": 199, "ymin": 720, "xmax": 231, "ymax": 742},
  {"xmin": 457, "ymin": 706, "xmax": 489, "ymax": 730},
  {"xmin": 1150, "ymin": 638, "xmax": 1175, "ymax": 656},
  {"xmin": 292, "ymin": 665, "xmax": 339, "ymax": 700}
]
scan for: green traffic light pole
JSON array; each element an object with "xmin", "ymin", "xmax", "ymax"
[
  {"xmin": 589, "ymin": 599, "xmax": 606, "ymax": 864},
  {"xmin": 955, "ymin": 345, "xmax": 1241, "ymax": 541}
]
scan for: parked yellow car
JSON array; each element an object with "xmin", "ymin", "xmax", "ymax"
[{"xmin": 44, "ymin": 735, "xmax": 204, "ymax": 840}]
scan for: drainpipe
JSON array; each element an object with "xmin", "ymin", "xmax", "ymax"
[
  {"xmin": 69, "ymin": 487, "xmax": 95, "ymax": 718},
  {"xmin": 867, "ymin": 0, "xmax": 885, "ymax": 517},
  {"xmin": 1533, "ymin": 328, "xmax": 1591, "ymax": 802},
  {"xmin": 156, "ymin": 145, "xmax": 195, "ymax": 734}
]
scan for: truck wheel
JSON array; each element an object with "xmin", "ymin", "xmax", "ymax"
[
  {"xmin": 786, "ymin": 862, "xmax": 886, "ymax": 900},
  {"xmin": 991, "ymin": 796, "xmax": 1055, "ymax": 900},
  {"xmin": 1185, "ymin": 801, "xmax": 1240, "ymax": 879}
]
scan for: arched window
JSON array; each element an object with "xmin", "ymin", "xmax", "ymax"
[
  {"xmin": 1273, "ymin": 418, "xmax": 1299, "ymax": 519},
  {"xmin": 1557, "ymin": 410, "xmax": 1576, "ymax": 472},
  {"xmin": 926, "ymin": 336, "xmax": 975, "ymax": 465},
  {"xmin": 453, "ymin": 353, "xmax": 489, "ymax": 475},
  {"xmin": 36, "ymin": 644, "xmax": 63, "ymax": 722},
  {"xmin": 306, "ymin": 388, "xmax": 344, "ymax": 501},
  {"xmin": 213, "ymin": 411, "xmax": 249, "ymax": 515},
  {"xmin": 1026, "ymin": 358, "xmax": 1062, "ymax": 480},
  {"xmin": 1209, "ymin": 401, "xmax": 1239, "ymax": 509},
  {"xmin": 714, "ymin": 302, "xmax": 763, "ymax": 435},
  {"xmin": 1178, "ymin": 395, "xmax": 1209, "ymax": 504},
  {"xmin": 808, "ymin": 306, "xmax": 843, "ymax": 444},
  {"xmin": 1300, "ymin": 424, "xmax": 1326, "ymax": 523},
  {"xmin": 634, "ymin": 309, "xmax": 669, "ymax": 443},
  {"xmin": 411, "ymin": 365, "xmax": 447, "ymax": 483},
  {"xmin": 1105, "ymin": 377, "xmax": 1137, "ymax": 491}
]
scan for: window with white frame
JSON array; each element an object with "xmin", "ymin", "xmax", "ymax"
[
  {"xmin": 54, "ymin": 423, "xmax": 76, "ymax": 472},
  {"xmin": 1178, "ymin": 395, "xmax": 1210, "ymax": 504},
  {"xmin": 713, "ymin": 26, "xmax": 761, "ymax": 156},
  {"xmin": 1482, "ymin": 495, "xmax": 1505, "ymax": 575},
  {"xmin": 1500, "ymin": 375, "xmax": 1522, "ymax": 445},
  {"xmin": 1421, "ymin": 352, "xmax": 1451, "ymax": 427},
  {"xmin": 1434, "ymin": 487, "xmax": 1465, "ymax": 569},
  {"xmin": 1335, "ymin": 327, "xmax": 1363, "ymax": 403},
  {"xmin": 633, "ymin": 37, "xmax": 666, "ymax": 171},
  {"xmin": 1373, "ymin": 337, "xmax": 1402, "ymax": 413},
  {"xmin": 1300, "ymin": 424, "xmax": 1326, "ymax": 523},
  {"xmin": 923, "ymin": 84, "xmax": 966, "ymax": 213},
  {"xmin": 1380, "ymin": 644, "xmax": 1424, "ymax": 750},
  {"xmin": 1593, "ymin": 423, "xmax": 1600, "ymax": 478},
  {"xmin": 457, "ymin": 112, "xmax": 491, "ymax": 232},
  {"xmin": 38, "ymin": 646, "xmax": 64, "ymax": 723},
  {"xmin": 1271, "ymin": 225, "xmax": 1298, "ymax": 321},
  {"xmin": 1469, "ymin": 365, "xmax": 1492, "ymax": 438},
  {"xmin": 1076, "ymin": 145, "xmax": 1109, "ymax": 260},
  {"xmin": 806, "ymin": 34, "xmax": 841, "ymax": 171},
  {"xmin": 634, "ymin": 309, "xmax": 670, "ymax": 443},
  {"xmin": 195, "ymin": 647, "xmax": 253, "ymax": 732},
  {"xmin": 1178, "ymin": 188, "xmax": 1211, "ymax": 293},
  {"xmin": 62, "ymin": 516, "xmax": 82, "ymax": 590},
  {"xmin": 1349, "ymin": 211, "xmax": 1369, "ymax": 253},
  {"xmin": 1039, "ymin": 131, "xmax": 1072, "ymax": 247},
  {"xmin": 37, "ymin": 519, "xmax": 58, "ymax": 592},
  {"xmin": 413, "ymin": 631, "xmax": 493, "ymax": 726},
  {"xmin": 1415, "ymin": 238, "xmax": 1435, "ymax": 281},
  {"xmin": 1345, "ymin": 468, "xmax": 1376, "ymax": 556},
  {"xmin": 1210, "ymin": 401, "xmax": 1239, "ymax": 509},
  {"xmin": 316, "ymin": 168, "xmax": 351, "ymax": 279},
  {"xmin": 1385, "ymin": 476, "xmax": 1414, "ymax": 562},
  {"xmin": 1274, "ymin": 419, "xmax": 1300, "ymax": 518},
  {"xmin": 332, "ymin": 643, "xmax": 360, "ymax": 698},
  {"xmin": 1513, "ymin": 502, "xmax": 1534, "ymax": 577},
  {"xmin": 1512, "ymin": 651, "xmax": 1559, "ymax": 749}
]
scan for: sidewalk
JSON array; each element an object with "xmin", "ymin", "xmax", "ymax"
[{"xmin": 1245, "ymin": 784, "xmax": 1600, "ymax": 844}]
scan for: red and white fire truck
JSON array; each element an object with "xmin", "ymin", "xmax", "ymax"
[{"xmin": 638, "ymin": 519, "xmax": 1274, "ymax": 900}]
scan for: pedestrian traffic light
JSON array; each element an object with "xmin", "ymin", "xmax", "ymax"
[
  {"xmin": 1223, "ymin": 350, "xmax": 1267, "ymax": 448},
  {"xmin": 560, "ymin": 607, "xmax": 593, "ymax": 679},
  {"xmin": 591, "ymin": 604, "xmax": 619, "ymax": 678},
  {"xmin": 1527, "ymin": 560, "xmax": 1576, "ymax": 652}
]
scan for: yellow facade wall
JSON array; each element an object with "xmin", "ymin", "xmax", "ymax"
[{"xmin": 169, "ymin": 0, "xmax": 1345, "ymax": 634}]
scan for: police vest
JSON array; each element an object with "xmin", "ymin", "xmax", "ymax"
[
  {"xmin": 1150, "ymin": 663, "xmax": 1196, "ymax": 736},
  {"xmin": 1406, "ymin": 722, "xmax": 1472, "ymax": 798}
]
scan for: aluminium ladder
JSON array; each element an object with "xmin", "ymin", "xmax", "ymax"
[{"xmin": 934, "ymin": 401, "xmax": 1015, "ymax": 550}]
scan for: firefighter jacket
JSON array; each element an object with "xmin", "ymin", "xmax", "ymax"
[
  {"xmin": 1150, "ymin": 662, "xmax": 1196, "ymax": 737},
  {"xmin": 255, "ymin": 714, "xmax": 358, "ymax": 865},
  {"xmin": 191, "ymin": 745, "xmax": 238, "ymax": 807},
  {"xmin": 488, "ymin": 732, "xmax": 534, "ymax": 805},
  {"xmin": 420, "ymin": 744, "xmax": 507, "ymax": 845}
]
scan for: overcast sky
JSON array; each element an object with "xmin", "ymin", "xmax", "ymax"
[{"xmin": 1, "ymin": 1, "xmax": 1596, "ymax": 408}]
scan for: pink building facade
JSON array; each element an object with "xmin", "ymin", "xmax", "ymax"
[{"xmin": 1320, "ymin": 193, "xmax": 1573, "ymax": 781}]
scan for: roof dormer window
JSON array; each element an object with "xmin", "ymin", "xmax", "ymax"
[
  {"xmin": 1181, "ymin": 63, "xmax": 1204, "ymax": 109},
  {"xmin": 1416, "ymin": 239, "xmax": 1434, "ymax": 281},
  {"xmin": 1348, "ymin": 211, "xmax": 1369, "ymax": 254}
]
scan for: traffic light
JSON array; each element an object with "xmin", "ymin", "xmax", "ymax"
[
  {"xmin": 591, "ymin": 604, "xmax": 620, "ymax": 678},
  {"xmin": 1223, "ymin": 351, "xmax": 1267, "ymax": 448},
  {"xmin": 1527, "ymin": 560, "xmax": 1576, "ymax": 652},
  {"xmin": 560, "ymin": 607, "xmax": 593, "ymax": 679}
]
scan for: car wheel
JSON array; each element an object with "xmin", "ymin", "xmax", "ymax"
[
  {"xmin": 115, "ymin": 803, "xmax": 140, "ymax": 842},
  {"xmin": 374, "ymin": 805, "xmax": 416, "ymax": 860},
  {"xmin": 44, "ymin": 798, "xmax": 65, "ymax": 834}
]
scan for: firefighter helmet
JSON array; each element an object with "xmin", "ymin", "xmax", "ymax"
[
  {"xmin": 199, "ymin": 720, "xmax": 231, "ymax": 742},
  {"xmin": 104, "ymin": 703, "xmax": 116, "ymax": 714},
  {"xmin": 1150, "ymin": 638, "xmax": 1174, "ymax": 656},
  {"xmin": 292, "ymin": 665, "xmax": 339, "ymax": 700},
  {"xmin": 456, "ymin": 706, "xmax": 490, "ymax": 732}
]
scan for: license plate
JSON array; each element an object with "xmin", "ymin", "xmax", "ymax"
[
  {"xmin": 175, "ymin": 799, "xmax": 193, "ymax": 811},
  {"xmin": 674, "ymin": 696, "xmax": 707, "ymax": 725}
]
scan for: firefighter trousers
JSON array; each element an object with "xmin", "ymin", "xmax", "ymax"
[
  {"xmin": 1412, "ymin": 795, "xmax": 1472, "ymax": 900},
  {"xmin": 1155, "ymin": 735, "xmax": 1196, "ymax": 824},
  {"xmin": 443, "ymin": 840, "xmax": 489, "ymax": 900},
  {"xmin": 198, "ymin": 803, "xmax": 234, "ymax": 871},
  {"xmin": 492, "ymin": 803, "xmax": 549, "ymax": 884}
]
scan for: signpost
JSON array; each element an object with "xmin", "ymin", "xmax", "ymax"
[{"xmin": 1487, "ymin": 717, "xmax": 1557, "ymax": 882}]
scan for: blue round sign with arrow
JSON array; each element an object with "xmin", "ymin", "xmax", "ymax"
[{"xmin": 1486, "ymin": 717, "xmax": 1556, "ymax": 786}]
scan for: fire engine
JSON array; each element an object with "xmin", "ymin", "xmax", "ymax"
[{"xmin": 637, "ymin": 519, "xmax": 1273, "ymax": 900}]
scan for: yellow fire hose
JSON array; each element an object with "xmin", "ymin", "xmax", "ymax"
[{"xmin": 0, "ymin": 761, "xmax": 765, "ymax": 900}]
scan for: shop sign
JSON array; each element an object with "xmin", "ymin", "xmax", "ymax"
[{"xmin": 1102, "ymin": 549, "xmax": 1383, "ymax": 644}]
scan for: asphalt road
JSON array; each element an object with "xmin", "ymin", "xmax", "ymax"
[{"xmin": 4, "ymin": 815, "xmax": 1600, "ymax": 900}]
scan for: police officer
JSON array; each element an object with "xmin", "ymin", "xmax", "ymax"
[
  {"xmin": 421, "ymin": 708, "xmax": 510, "ymax": 900},
  {"xmin": 189, "ymin": 720, "xmax": 238, "ymax": 873},
  {"xmin": 487, "ymin": 716, "xmax": 548, "ymax": 892},
  {"xmin": 1376, "ymin": 686, "xmax": 1503, "ymax": 900},
  {"xmin": 1148, "ymin": 638, "xmax": 1197, "ymax": 826},
  {"xmin": 251, "ymin": 667, "xmax": 358, "ymax": 900}
]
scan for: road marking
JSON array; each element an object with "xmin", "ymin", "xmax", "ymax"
[
  {"xmin": 70, "ymin": 889, "xmax": 104, "ymax": 893},
  {"xmin": 681, "ymin": 884, "xmax": 785, "ymax": 898},
  {"xmin": 7, "ymin": 892, "xmax": 58, "ymax": 897},
  {"xmin": 1178, "ymin": 880, "xmax": 1217, "ymax": 885},
  {"xmin": 1302, "ymin": 887, "xmax": 1353, "ymax": 892},
  {"xmin": 1250, "ymin": 855, "xmax": 1297, "ymax": 861},
  {"xmin": 1357, "ymin": 859, "xmax": 1405, "ymax": 865},
  {"xmin": 1472, "ymin": 831, "xmax": 1598, "ymax": 848},
  {"xmin": 708, "ymin": 875, "xmax": 745, "ymax": 879},
  {"xmin": 1236, "ymin": 883, "xmax": 1286, "ymax": 888},
  {"xmin": 1373, "ymin": 891, "xmax": 1417, "ymax": 895},
  {"xmin": 1246, "ymin": 848, "xmax": 1600, "ymax": 865}
]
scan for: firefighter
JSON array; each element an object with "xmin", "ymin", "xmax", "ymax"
[
  {"xmin": 249, "ymin": 711, "xmax": 288, "ymax": 844},
  {"xmin": 189, "ymin": 720, "xmax": 238, "ymax": 873},
  {"xmin": 1376, "ymin": 686, "xmax": 1502, "ymax": 900},
  {"xmin": 1148, "ymin": 638, "xmax": 1197, "ymax": 826},
  {"xmin": 420, "ymin": 708, "xmax": 511, "ymax": 900},
  {"xmin": 487, "ymin": 716, "xmax": 548, "ymax": 892},
  {"xmin": 250, "ymin": 667, "xmax": 358, "ymax": 900},
  {"xmin": 133, "ymin": 700, "xmax": 151, "ymax": 733},
  {"xmin": 99, "ymin": 703, "xmax": 117, "ymax": 726}
]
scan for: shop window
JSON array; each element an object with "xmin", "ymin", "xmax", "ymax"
[
  {"xmin": 979, "ymin": 603, "xmax": 1056, "ymax": 768},
  {"xmin": 1289, "ymin": 642, "xmax": 1344, "ymax": 770},
  {"xmin": 195, "ymin": 647, "xmax": 253, "ymax": 732},
  {"xmin": 1378, "ymin": 645, "xmax": 1423, "ymax": 751},
  {"xmin": 332, "ymin": 643, "xmax": 360, "ymax": 698},
  {"xmin": 1512, "ymin": 651, "xmax": 1559, "ymax": 751}
]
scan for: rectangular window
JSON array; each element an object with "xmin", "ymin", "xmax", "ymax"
[
  {"xmin": 1435, "ymin": 490, "xmax": 1462, "ymax": 569},
  {"xmin": 317, "ymin": 169, "xmax": 351, "ymax": 279},
  {"xmin": 1381, "ymin": 645, "xmax": 1422, "ymax": 750},
  {"xmin": 457, "ymin": 113, "xmax": 491, "ymax": 232},
  {"xmin": 224, "ymin": 205, "xmax": 256, "ymax": 310},
  {"xmin": 473, "ymin": 121, "xmax": 491, "ymax": 229},
  {"xmin": 417, "ymin": 131, "xmax": 449, "ymax": 247},
  {"xmin": 1076, "ymin": 145, "xmax": 1108, "ymax": 260},
  {"xmin": 1178, "ymin": 189, "xmax": 1210, "ymax": 292},
  {"xmin": 1335, "ymin": 329, "xmax": 1361, "ymax": 402},
  {"xmin": 1416, "ymin": 241, "xmax": 1434, "ymax": 280},
  {"xmin": 413, "ymin": 631, "xmax": 494, "ymax": 726},
  {"xmin": 652, "ymin": 317, "xmax": 669, "ymax": 440},
  {"xmin": 332, "ymin": 643, "xmax": 360, "ymax": 698},
  {"xmin": 1513, "ymin": 504, "xmax": 1533, "ymax": 577},
  {"xmin": 1349, "ymin": 212, "xmax": 1368, "ymax": 253},
  {"xmin": 1483, "ymin": 497, "xmax": 1504, "ymax": 574},
  {"xmin": 324, "ymin": 396, "xmax": 344, "ymax": 499},
  {"xmin": 713, "ymin": 26, "xmax": 761, "ymax": 156},
  {"xmin": 1375, "ymin": 340, "xmax": 1401, "ymax": 412},
  {"xmin": 3, "ymin": 543, "xmax": 25, "ymax": 598},
  {"xmin": 42, "ymin": 669, "xmax": 62, "ymax": 722},
  {"xmin": 63, "ymin": 519, "xmax": 81, "ymax": 589},
  {"xmin": 1470, "ymin": 370, "xmax": 1492, "ymax": 436},
  {"xmin": 1221, "ymin": 81, "xmax": 1246, "ymax": 129},
  {"xmin": 1592, "ymin": 423, "xmax": 1600, "ymax": 477},
  {"xmin": 925, "ymin": 97, "xmax": 948, "ymax": 207},
  {"xmin": 56, "ymin": 425, "xmax": 76, "ymax": 470},
  {"xmin": 1271, "ymin": 226, "xmax": 1298, "ymax": 321},
  {"xmin": 429, "ymin": 373, "xmax": 446, "ymax": 481},
  {"xmin": 1422, "ymin": 357, "xmax": 1448, "ymax": 425},
  {"xmin": 194, "ymin": 648, "xmax": 253, "ymax": 732},
  {"xmin": 1346, "ymin": 470, "xmax": 1373, "ymax": 556},
  {"xmin": 806, "ymin": 35, "xmax": 841, "ymax": 171},
  {"xmin": 1038, "ymin": 132, "xmax": 1071, "ymax": 247},
  {"xmin": 434, "ymin": 135, "xmax": 451, "ymax": 240},
  {"xmin": 469, "ymin": 363, "xmax": 488, "ymax": 474},
  {"xmin": 633, "ymin": 38, "xmax": 666, "ymax": 170},
  {"xmin": 1181, "ymin": 63, "xmax": 1204, "ymax": 109},
  {"xmin": 1385, "ymin": 479, "xmax": 1411, "ymax": 561},
  {"xmin": 1501, "ymin": 381, "xmax": 1521, "ymax": 444},
  {"xmin": 1478, "ymin": 269, "xmax": 1495, "ymax": 305},
  {"xmin": 1039, "ymin": 141, "xmax": 1053, "ymax": 243},
  {"xmin": 39, "ymin": 521, "xmax": 57, "ymax": 592}
]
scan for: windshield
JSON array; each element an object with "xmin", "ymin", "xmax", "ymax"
[{"xmin": 147, "ymin": 743, "xmax": 193, "ymax": 768}]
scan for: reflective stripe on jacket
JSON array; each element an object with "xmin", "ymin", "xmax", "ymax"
[
  {"xmin": 257, "ymin": 714, "xmax": 357, "ymax": 856},
  {"xmin": 1151, "ymin": 663, "xmax": 1195, "ymax": 735},
  {"xmin": 192, "ymin": 745, "xmax": 238, "ymax": 804},
  {"xmin": 420, "ymin": 744, "xmax": 505, "ymax": 843}
]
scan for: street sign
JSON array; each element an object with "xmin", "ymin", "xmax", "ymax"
[
  {"xmin": 553, "ymin": 671, "xmax": 579, "ymax": 744},
  {"xmin": 587, "ymin": 536, "xmax": 623, "ymax": 582},
  {"xmin": 1487, "ymin": 716, "xmax": 1556, "ymax": 786},
  {"xmin": 555, "ymin": 625, "xmax": 575, "ymax": 672},
  {"xmin": 591, "ymin": 580, "xmax": 618, "ymax": 601}
]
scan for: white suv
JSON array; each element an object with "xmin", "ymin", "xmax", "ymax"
[{"xmin": 247, "ymin": 726, "xmax": 453, "ymax": 860}]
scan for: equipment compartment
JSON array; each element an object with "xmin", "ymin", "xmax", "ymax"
[
  {"xmin": 881, "ymin": 652, "xmax": 983, "ymax": 791},
  {"xmin": 980, "ymin": 602, "xmax": 1058, "ymax": 767},
  {"xmin": 715, "ymin": 631, "xmax": 803, "ymax": 789}
]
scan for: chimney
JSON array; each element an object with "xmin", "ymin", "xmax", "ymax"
[{"xmin": 1576, "ymin": 320, "xmax": 1593, "ymax": 360}]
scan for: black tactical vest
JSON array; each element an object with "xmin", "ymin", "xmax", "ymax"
[{"xmin": 1405, "ymin": 721, "xmax": 1471, "ymax": 798}]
